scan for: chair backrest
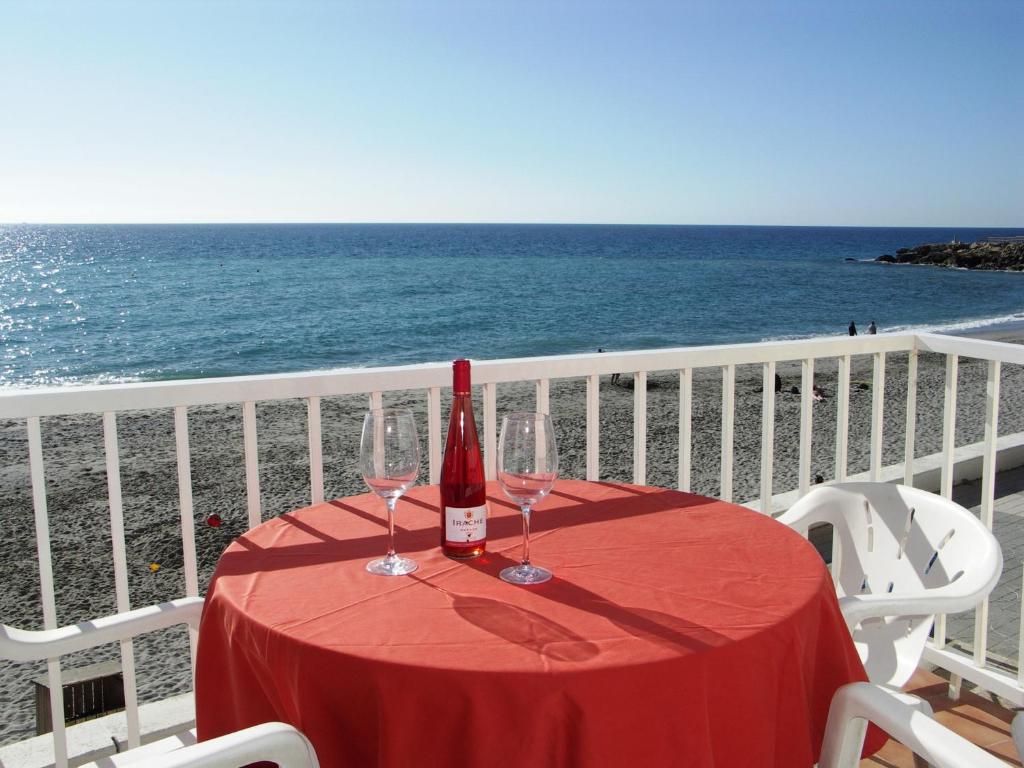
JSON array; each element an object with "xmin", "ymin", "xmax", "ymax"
[
  {"xmin": 780, "ymin": 482, "xmax": 1002, "ymax": 686},
  {"xmin": 807, "ymin": 483, "xmax": 992, "ymax": 598}
]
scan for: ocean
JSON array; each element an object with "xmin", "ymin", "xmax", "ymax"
[{"xmin": 2, "ymin": 224, "xmax": 1023, "ymax": 388}]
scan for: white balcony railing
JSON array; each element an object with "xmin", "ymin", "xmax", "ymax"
[{"xmin": 1, "ymin": 331, "xmax": 1023, "ymax": 767}]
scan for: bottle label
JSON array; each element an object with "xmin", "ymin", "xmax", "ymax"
[{"xmin": 445, "ymin": 504, "xmax": 487, "ymax": 543}]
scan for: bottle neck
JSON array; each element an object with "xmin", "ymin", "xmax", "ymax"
[
  {"xmin": 446, "ymin": 392, "xmax": 478, "ymax": 444},
  {"xmin": 453, "ymin": 359, "xmax": 472, "ymax": 394},
  {"xmin": 452, "ymin": 392, "xmax": 475, "ymax": 421}
]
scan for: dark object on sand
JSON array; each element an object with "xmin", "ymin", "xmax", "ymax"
[
  {"xmin": 34, "ymin": 661, "xmax": 125, "ymax": 735},
  {"xmin": 775, "ymin": 373, "xmax": 782, "ymax": 393}
]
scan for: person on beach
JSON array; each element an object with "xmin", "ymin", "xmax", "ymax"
[
  {"xmin": 868, "ymin": 320, "xmax": 877, "ymax": 335},
  {"xmin": 848, "ymin": 321, "xmax": 857, "ymax": 336}
]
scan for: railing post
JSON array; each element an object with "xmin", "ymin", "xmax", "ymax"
[
  {"xmin": 1019, "ymin": 566, "xmax": 1024, "ymax": 690},
  {"xmin": 242, "ymin": 401, "xmax": 262, "ymax": 529},
  {"xmin": 633, "ymin": 372, "xmax": 647, "ymax": 486},
  {"xmin": 174, "ymin": 406, "xmax": 200, "ymax": 675},
  {"xmin": 835, "ymin": 354, "xmax": 850, "ymax": 482},
  {"xmin": 483, "ymin": 382, "xmax": 497, "ymax": 481},
  {"xmin": 798, "ymin": 359, "xmax": 813, "ymax": 497},
  {"xmin": 973, "ymin": 360, "xmax": 1000, "ymax": 667},
  {"xmin": 307, "ymin": 396, "xmax": 324, "ymax": 505},
  {"xmin": 27, "ymin": 417, "xmax": 68, "ymax": 768},
  {"xmin": 586, "ymin": 374, "xmax": 599, "ymax": 481},
  {"xmin": 933, "ymin": 354, "xmax": 959, "ymax": 651},
  {"xmin": 678, "ymin": 368, "xmax": 692, "ymax": 493},
  {"xmin": 759, "ymin": 361, "xmax": 775, "ymax": 514},
  {"xmin": 870, "ymin": 352, "xmax": 886, "ymax": 481},
  {"xmin": 721, "ymin": 365, "xmax": 735, "ymax": 502},
  {"xmin": 428, "ymin": 387, "xmax": 442, "ymax": 485},
  {"xmin": 102, "ymin": 412, "xmax": 140, "ymax": 748},
  {"xmin": 535, "ymin": 379, "xmax": 549, "ymax": 415},
  {"xmin": 940, "ymin": 355, "xmax": 959, "ymax": 500},
  {"xmin": 903, "ymin": 350, "xmax": 918, "ymax": 487}
]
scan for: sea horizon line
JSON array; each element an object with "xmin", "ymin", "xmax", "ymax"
[{"xmin": 2, "ymin": 221, "xmax": 1022, "ymax": 230}]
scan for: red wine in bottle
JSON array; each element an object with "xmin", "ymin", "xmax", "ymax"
[{"xmin": 440, "ymin": 359, "xmax": 487, "ymax": 559}]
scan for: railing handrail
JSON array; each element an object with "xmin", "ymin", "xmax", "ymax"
[
  {"xmin": 7, "ymin": 331, "xmax": 1020, "ymax": 419},
  {"xmin": 915, "ymin": 332, "xmax": 1024, "ymax": 365},
  {"xmin": 0, "ymin": 333, "xmax": 917, "ymax": 418}
]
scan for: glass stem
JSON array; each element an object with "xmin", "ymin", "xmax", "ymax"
[
  {"xmin": 385, "ymin": 497, "xmax": 397, "ymax": 561},
  {"xmin": 521, "ymin": 504, "xmax": 533, "ymax": 566}
]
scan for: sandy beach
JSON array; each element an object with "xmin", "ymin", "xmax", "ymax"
[{"xmin": 2, "ymin": 332, "xmax": 1024, "ymax": 743}]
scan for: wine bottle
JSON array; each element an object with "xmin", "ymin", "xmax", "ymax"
[{"xmin": 440, "ymin": 359, "xmax": 487, "ymax": 558}]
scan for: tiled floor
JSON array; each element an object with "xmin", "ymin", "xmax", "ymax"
[{"xmin": 861, "ymin": 668, "xmax": 1022, "ymax": 767}]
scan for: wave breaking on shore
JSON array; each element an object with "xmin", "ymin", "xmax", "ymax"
[{"xmin": 760, "ymin": 310, "xmax": 1024, "ymax": 345}]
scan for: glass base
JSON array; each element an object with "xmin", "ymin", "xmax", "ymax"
[
  {"xmin": 366, "ymin": 555, "xmax": 418, "ymax": 576},
  {"xmin": 500, "ymin": 563, "xmax": 552, "ymax": 585}
]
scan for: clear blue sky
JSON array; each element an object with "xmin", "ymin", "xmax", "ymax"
[{"xmin": 1, "ymin": 0, "xmax": 1020, "ymax": 226}]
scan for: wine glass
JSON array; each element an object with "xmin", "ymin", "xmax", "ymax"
[
  {"xmin": 497, "ymin": 412, "xmax": 559, "ymax": 585},
  {"xmin": 359, "ymin": 408, "xmax": 420, "ymax": 576}
]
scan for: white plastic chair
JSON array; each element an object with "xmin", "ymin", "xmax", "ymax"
[
  {"xmin": 778, "ymin": 482, "xmax": 1002, "ymax": 688},
  {"xmin": 0, "ymin": 597, "xmax": 319, "ymax": 767},
  {"xmin": 819, "ymin": 682, "xmax": 1010, "ymax": 768}
]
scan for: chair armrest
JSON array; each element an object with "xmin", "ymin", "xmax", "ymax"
[
  {"xmin": 146, "ymin": 722, "xmax": 319, "ymax": 768},
  {"xmin": 838, "ymin": 585, "xmax": 991, "ymax": 630},
  {"xmin": 775, "ymin": 502, "xmax": 820, "ymax": 533},
  {"xmin": 819, "ymin": 682, "xmax": 1009, "ymax": 768},
  {"xmin": 0, "ymin": 597, "xmax": 204, "ymax": 662}
]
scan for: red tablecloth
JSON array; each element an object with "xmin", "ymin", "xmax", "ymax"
[{"xmin": 196, "ymin": 480, "xmax": 872, "ymax": 767}]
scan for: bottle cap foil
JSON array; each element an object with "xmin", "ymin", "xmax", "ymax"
[{"xmin": 453, "ymin": 358, "xmax": 471, "ymax": 394}]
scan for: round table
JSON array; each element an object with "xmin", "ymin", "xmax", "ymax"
[{"xmin": 195, "ymin": 480, "xmax": 871, "ymax": 767}]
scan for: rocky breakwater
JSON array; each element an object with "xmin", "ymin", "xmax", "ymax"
[{"xmin": 876, "ymin": 240, "xmax": 1024, "ymax": 271}]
